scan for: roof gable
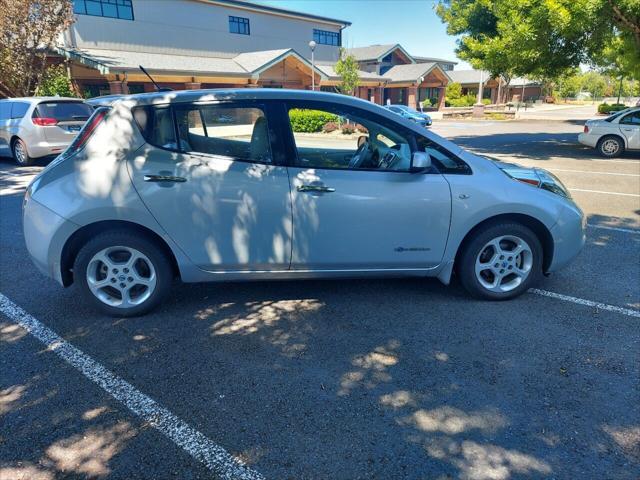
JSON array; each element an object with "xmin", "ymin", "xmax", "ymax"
[
  {"xmin": 347, "ymin": 44, "xmax": 415, "ymax": 63},
  {"xmin": 384, "ymin": 62, "xmax": 451, "ymax": 84}
]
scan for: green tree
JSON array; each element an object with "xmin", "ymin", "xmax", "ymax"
[
  {"xmin": 36, "ymin": 64, "xmax": 77, "ymax": 97},
  {"xmin": 0, "ymin": 0, "xmax": 75, "ymax": 96},
  {"xmin": 556, "ymin": 70, "xmax": 583, "ymax": 100},
  {"xmin": 334, "ymin": 48, "xmax": 360, "ymax": 96},
  {"xmin": 436, "ymin": 0, "xmax": 639, "ymax": 81},
  {"xmin": 445, "ymin": 82, "xmax": 463, "ymax": 100},
  {"xmin": 581, "ymin": 71, "xmax": 608, "ymax": 99}
]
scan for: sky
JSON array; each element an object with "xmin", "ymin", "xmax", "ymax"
[{"xmin": 257, "ymin": 0, "xmax": 472, "ymax": 69}]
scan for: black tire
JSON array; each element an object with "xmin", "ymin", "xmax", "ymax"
[
  {"xmin": 597, "ymin": 135, "xmax": 624, "ymax": 158},
  {"xmin": 457, "ymin": 222, "xmax": 543, "ymax": 300},
  {"xmin": 12, "ymin": 138, "xmax": 34, "ymax": 166},
  {"xmin": 73, "ymin": 230, "xmax": 173, "ymax": 317}
]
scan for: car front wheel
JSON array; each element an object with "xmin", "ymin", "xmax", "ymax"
[
  {"xmin": 457, "ymin": 223, "xmax": 543, "ymax": 300},
  {"xmin": 74, "ymin": 231, "xmax": 173, "ymax": 316}
]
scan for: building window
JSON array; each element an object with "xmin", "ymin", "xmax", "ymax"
[
  {"xmin": 73, "ymin": 0, "xmax": 134, "ymax": 20},
  {"xmin": 229, "ymin": 16, "xmax": 250, "ymax": 35},
  {"xmin": 313, "ymin": 29, "xmax": 340, "ymax": 46}
]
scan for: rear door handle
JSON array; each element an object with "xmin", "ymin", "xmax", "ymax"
[
  {"xmin": 144, "ymin": 174, "xmax": 187, "ymax": 183},
  {"xmin": 297, "ymin": 184, "xmax": 335, "ymax": 193}
]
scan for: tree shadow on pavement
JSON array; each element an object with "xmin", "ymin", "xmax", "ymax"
[{"xmin": 448, "ymin": 132, "xmax": 640, "ymax": 162}]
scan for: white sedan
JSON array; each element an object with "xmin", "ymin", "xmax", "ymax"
[{"xmin": 579, "ymin": 107, "xmax": 640, "ymax": 157}]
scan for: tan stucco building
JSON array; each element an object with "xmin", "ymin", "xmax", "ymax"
[{"xmin": 57, "ymin": 0, "xmax": 452, "ymax": 109}]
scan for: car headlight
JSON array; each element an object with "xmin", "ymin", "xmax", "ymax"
[{"xmin": 536, "ymin": 169, "xmax": 571, "ymax": 199}]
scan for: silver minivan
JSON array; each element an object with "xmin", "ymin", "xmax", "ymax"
[
  {"xmin": 23, "ymin": 89, "xmax": 585, "ymax": 316},
  {"xmin": 0, "ymin": 97, "xmax": 93, "ymax": 165}
]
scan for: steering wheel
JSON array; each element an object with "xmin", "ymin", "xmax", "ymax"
[{"xmin": 349, "ymin": 138, "xmax": 371, "ymax": 169}]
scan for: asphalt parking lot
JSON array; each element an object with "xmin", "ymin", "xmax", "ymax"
[{"xmin": 1, "ymin": 106, "xmax": 639, "ymax": 479}]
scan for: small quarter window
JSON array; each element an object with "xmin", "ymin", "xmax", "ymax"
[
  {"xmin": 415, "ymin": 136, "xmax": 471, "ymax": 174},
  {"xmin": 11, "ymin": 102, "xmax": 29, "ymax": 119},
  {"xmin": 134, "ymin": 106, "xmax": 178, "ymax": 150}
]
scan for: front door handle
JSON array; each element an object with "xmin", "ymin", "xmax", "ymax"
[
  {"xmin": 144, "ymin": 174, "xmax": 187, "ymax": 183},
  {"xmin": 297, "ymin": 184, "xmax": 335, "ymax": 193}
]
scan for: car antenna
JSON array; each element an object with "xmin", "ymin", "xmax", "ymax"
[{"xmin": 139, "ymin": 65, "xmax": 173, "ymax": 92}]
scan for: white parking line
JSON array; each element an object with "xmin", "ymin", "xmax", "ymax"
[
  {"xmin": 569, "ymin": 188, "xmax": 640, "ymax": 198},
  {"xmin": 588, "ymin": 224, "xmax": 640, "ymax": 234},
  {"xmin": 529, "ymin": 289, "xmax": 640, "ymax": 318},
  {"xmin": 0, "ymin": 293, "xmax": 264, "ymax": 480},
  {"xmin": 545, "ymin": 168, "xmax": 640, "ymax": 177}
]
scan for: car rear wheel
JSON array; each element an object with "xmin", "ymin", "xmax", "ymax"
[
  {"xmin": 12, "ymin": 138, "xmax": 33, "ymax": 166},
  {"xmin": 74, "ymin": 231, "xmax": 173, "ymax": 317},
  {"xmin": 597, "ymin": 135, "xmax": 624, "ymax": 158},
  {"xmin": 457, "ymin": 223, "xmax": 543, "ymax": 300}
]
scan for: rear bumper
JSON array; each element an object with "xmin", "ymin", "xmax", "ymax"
[
  {"xmin": 578, "ymin": 133, "xmax": 598, "ymax": 148},
  {"xmin": 23, "ymin": 195, "xmax": 77, "ymax": 285},
  {"xmin": 27, "ymin": 140, "xmax": 71, "ymax": 159}
]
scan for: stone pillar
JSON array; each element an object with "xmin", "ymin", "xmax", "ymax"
[
  {"xmin": 436, "ymin": 86, "xmax": 446, "ymax": 111},
  {"xmin": 407, "ymin": 86, "xmax": 418, "ymax": 109},
  {"xmin": 373, "ymin": 87, "xmax": 383, "ymax": 105},
  {"xmin": 184, "ymin": 82, "xmax": 201, "ymax": 90},
  {"xmin": 109, "ymin": 80, "xmax": 125, "ymax": 94}
]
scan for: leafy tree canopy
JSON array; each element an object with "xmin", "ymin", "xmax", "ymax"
[
  {"xmin": 436, "ymin": 0, "xmax": 639, "ymax": 80},
  {"xmin": 0, "ymin": 0, "xmax": 74, "ymax": 96}
]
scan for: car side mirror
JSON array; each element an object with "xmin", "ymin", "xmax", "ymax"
[{"xmin": 410, "ymin": 151, "xmax": 431, "ymax": 172}]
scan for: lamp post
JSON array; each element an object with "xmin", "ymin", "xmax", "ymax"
[{"xmin": 309, "ymin": 40, "xmax": 317, "ymax": 91}]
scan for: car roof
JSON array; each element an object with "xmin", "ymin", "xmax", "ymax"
[
  {"xmin": 0, "ymin": 96, "xmax": 86, "ymax": 103},
  {"xmin": 107, "ymin": 88, "xmax": 385, "ymax": 111}
]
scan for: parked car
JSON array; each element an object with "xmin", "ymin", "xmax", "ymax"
[
  {"xmin": 23, "ymin": 89, "xmax": 585, "ymax": 316},
  {"xmin": 579, "ymin": 107, "xmax": 640, "ymax": 157},
  {"xmin": 0, "ymin": 97, "xmax": 93, "ymax": 165},
  {"xmin": 384, "ymin": 104, "xmax": 432, "ymax": 126}
]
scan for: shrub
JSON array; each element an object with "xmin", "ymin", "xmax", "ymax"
[
  {"xmin": 421, "ymin": 98, "xmax": 432, "ymax": 108},
  {"xmin": 36, "ymin": 64, "xmax": 77, "ymax": 97},
  {"xmin": 598, "ymin": 103, "xmax": 627, "ymax": 114},
  {"xmin": 482, "ymin": 98, "xmax": 491, "ymax": 105},
  {"xmin": 447, "ymin": 94, "xmax": 477, "ymax": 107},
  {"xmin": 323, "ymin": 121, "xmax": 339, "ymax": 133},
  {"xmin": 289, "ymin": 109, "xmax": 338, "ymax": 132},
  {"xmin": 341, "ymin": 124, "xmax": 356, "ymax": 134},
  {"xmin": 355, "ymin": 123, "xmax": 368, "ymax": 134}
]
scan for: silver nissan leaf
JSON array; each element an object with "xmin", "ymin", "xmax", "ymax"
[{"xmin": 23, "ymin": 89, "xmax": 585, "ymax": 316}]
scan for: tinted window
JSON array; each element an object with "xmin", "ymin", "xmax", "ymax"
[
  {"xmin": 0, "ymin": 102, "xmax": 12, "ymax": 120},
  {"xmin": 11, "ymin": 102, "xmax": 30, "ymax": 119},
  {"xmin": 35, "ymin": 102, "xmax": 93, "ymax": 121},
  {"xmin": 313, "ymin": 29, "xmax": 340, "ymax": 46},
  {"xmin": 174, "ymin": 104, "xmax": 272, "ymax": 163},
  {"xmin": 229, "ymin": 16, "xmax": 250, "ymax": 35},
  {"xmin": 620, "ymin": 111, "xmax": 640, "ymax": 125},
  {"xmin": 415, "ymin": 136, "xmax": 471, "ymax": 175},
  {"xmin": 73, "ymin": 0, "xmax": 134, "ymax": 20},
  {"xmin": 287, "ymin": 103, "xmax": 413, "ymax": 172}
]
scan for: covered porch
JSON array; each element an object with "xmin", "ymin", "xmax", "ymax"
[{"xmin": 380, "ymin": 62, "xmax": 450, "ymax": 110}]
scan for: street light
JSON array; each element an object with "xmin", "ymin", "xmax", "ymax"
[{"xmin": 309, "ymin": 40, "xmax": 317, "ymax": 91}]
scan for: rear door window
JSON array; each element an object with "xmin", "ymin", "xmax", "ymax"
[
  {"xmin": 10, "ymin": 102, "xmax": 30, "ymax": 119},
  {"xmin": 174, "ymin": 103, "xmax": 272, "ymax": 163},
  {"xmin": 35, "ymin": 101, "xmax": 93, "ymax": 122},
  {"xmin": 0, "ymin": 102, "xmax": 13, "ymax": 120}
]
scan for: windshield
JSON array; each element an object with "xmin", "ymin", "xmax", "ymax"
[{"xmin": 35, "ymin": 101, "xmax": 93, "ymax": 122}]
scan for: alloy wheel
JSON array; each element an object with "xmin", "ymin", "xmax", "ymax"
[
  {"xmin": 86, "ymin": 246, "xmax": 157, "ymax": 309},
  {"xmin": 474, "ymin": 235, "xmax": 533, "ymax": 293},
  {"xmin": 601, "ymin": 138, "xmax": 620, "ymax": 155},
  {"xmin": 13, "ymin": 141, "xmax": 27, "ymax": 164}
]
